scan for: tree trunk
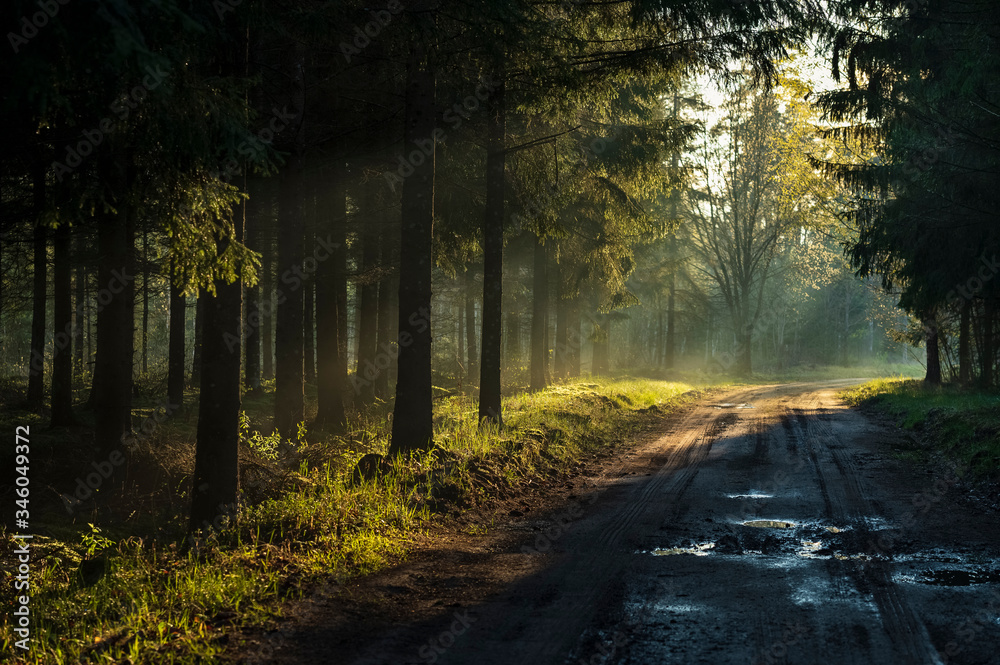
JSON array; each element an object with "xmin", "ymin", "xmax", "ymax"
[
  {"xmin": 983, "ymin": 297, "xmax": 996, "ymax": 388},
  {"xmin": 592, "ymin": 319, "xmax": 609, "ymax": 375},
  {"xmin": 355, "ymin": 181, "xmax": 380, "ymax": 406},
  {"xmin": 478, "ymin": 71, "xmax": 506, "ymax": 425},
  {"xmin": 51, "ymin": 222, "xmax": 74, "ymax": 425},
  {"xmin": 666, "ymin": 271, "xmax": 676, "ymax": 369},
  {"xmin": 168, "ymin": 263, "xmax": 186, "ymax": 409},
  {"xmin": 27, "ymin": 163, "xmax": 46, "ymax": 410},
  {"xmin": 736, "ymin": 324, "xmax": 752, "ymax": 377},
  {"xmin": 243, "ymin": 183, "xmax": 263, "ymax": 394},
  {"xmin": 529, "ymin": 234, "xmax": 548, "ymax": 391},
  {"xmin": 465, "ymin": 268, "xmax": 477, "ymax": 380},
  {"xmin": 923, "ymin": 313, "xmax": 942, "ymax": 385},
  {"xmin": 554, "ymin": 263, "xmax": 568, "ymax": 379},
  {"xmin": 190, "ymin": 197, "xmax": 244, "ymax": 532},
  {"xmin": 190, "ymin": 295, "xmax": 205, "ymax": 387},
  {"xmin": 568, "ymin": 295, "xmax": 581, "ymax": 377},
  {"xmin": 389, "ymin": 44, "xmax": 436, "ymax": 455},
  {"xmin": 73, "ymin": 235, "xmax": 86, "ymax": 384},
  {"xmin": 958, "ymin": 299, "xmax": 971, "ymax": 385},
  {"xmin": 315, "ymin": 165, "xmax": 347, "ymax": 428},
  {"xmin": 303, "ymin": 185, "xmax": 316, "ymax": 385},
  {"xmin": 261, "ymin": 228, "xmax": 274, "ymax": 382},
  {"xmin": 92, "ymin": 152, "xmax": 135, "ymax": 456},
  {"xmin": 141, "ymin": 226, "xmax": 149, "ymax": 374},
  {"xmin": 274, "ymin": 156, "xmax": 305, "ymax": 439},
  {"xmin": 375, "ymin": 218, "xmax": 398, "ymax": 399}
]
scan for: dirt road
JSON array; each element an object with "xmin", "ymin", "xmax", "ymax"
[{"xmin": 247, "ymin": 381, "xmax": 1000, "ymax": 665}]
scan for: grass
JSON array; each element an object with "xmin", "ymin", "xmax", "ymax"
[
  {"xmin": 0, "ymin": 376, "xmax": 697, "ymax": 663},
  {"xmin": 840, "ymin": 377, "xmax": 1000, "ymax": 476}
]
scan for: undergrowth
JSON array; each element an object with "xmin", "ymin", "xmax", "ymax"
[{"xmin": 0, "ymin": 377, "xmax": 696, "ymax": 663}]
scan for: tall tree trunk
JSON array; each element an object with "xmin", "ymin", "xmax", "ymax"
[
  {"xmin": 958, "ymin": 300, "xmax": 971, "ymax": 385},
  {"xmin": 190, "ymin": 22, "xmax": 248, "ymax": 533},
  {"xmin": 315, "ymin": 165, "xmax": 347, "ymax": 428},
  {"xmin": 261, "ymin": 229, "xmax": 274, "ymax": 382},
  {"xmin": 141, "ymin": 225, "xmax": 149, "ymax": 374},
  {"xmin": 529, "ymin": 234, "xmax": 548, "ymax": 391},
  {"xmin": 51, "ymin": 222, "xmax": 74, "ymax": 425},
  {"xmin": 73, "ymin": 234, "xmax": 86, "ymax": 383},
  {"xmin": 478, "ymin": 72, "xmax": 506, "ymax": 425},
  {"xmin": 375, "ymin": 216, "xmax": 398, "ymax": 399},
  {"xmin": 568, "ymin": 295, "xmax": 581, "ymax": 377},
  {"xmin": 274, "ymin": 156, "xmax": 305, "ymax": 439},
  {"xmin": 736, "ymin": 322, "xmax": 752, "ymax": 378},
  {"xmin": 983, "ymin": 297, "xmax": 996, "ymax": 388},
  {"xmin": 190, "ymin": 295, "xmax": 205, "ymax": 387},
  {"xmin": 303, "ymin": 183, "xmax": 316, "ymax": 384},
  {"xmin": 92, "ymin": 152, "xmax": 135, "ymax": 456},
  {"xmin": 27, "ymin": 163, "xmax": 46, "ymax": 409},
  {"xmin": 389, "ymin": 42, "xmax": 436, "ymax": 454},
  {"xmin": 665, "ymin": 271, "xmax": 676, "ymax": 369},
  {"xmin": 464, "ymin": 267, "xmax": 477, "ymax": 380},
  {"xmin": 355, "ymin": 180, "xmax": 380, "ymax": 406},
  {"xmin": 168, "ymin": 263, "xmax": 186, "ymax": 409},
  {"xmin": 923, "ymin": 312, "xmax": 942, "ymax": 385},
  {"xmin": 190, "ymin": 197, "xmax": 244, "ymax": 532},
  {"xmin": 243, "ymin": 183, "xmax": 263, "ymax": 394},
  {"xmin": 592, "ymin": 319, "xmax": 609, "ymax": 375},
  {"xmin": 554, "ymin": 263, "xmax": 568, "ymax": 380}
]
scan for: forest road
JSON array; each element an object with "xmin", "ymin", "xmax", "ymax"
[{"xmin": 262, "ymin": 381, "xmax": 1000, "ymax": 665}]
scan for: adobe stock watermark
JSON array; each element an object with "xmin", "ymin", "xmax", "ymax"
[
  {"xmin": 28, "ymin": 268, "xmax": 133, "ymax": 383},
  {"xmin": 519, "ymin": 493, "xmax": 599, "ymax": 555},
  {"xmin": 339, "ymin": 0, "xmax": 403, "ymax": 63},
  {"xmin": 7, "ymin": 0, "xmax": 72, "ymax": 54},
  {"xmin": 50, "ymin": 65, "xmax": 170, "ymax": 181},
  {"xmin": 59, "ymin": 398, "xmax": 180, "ymax": 514},
  {"xmin": 417, "ymin": 609, "xmax": 477, "ymax": 663},
  {"xmin": 383, "ymin": 76, "xmax": 501, "ymax": 192},
  {"xmin": 945, "ymin": 253, "xmax": 1000, "ymax": 310}
]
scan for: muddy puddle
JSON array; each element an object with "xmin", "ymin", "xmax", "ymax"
[
  {"xmin": 644, "ymin": 517, "xmax": 1000, "ymax": 589},
  {"xmin": 898, "ymin": 568, "xmax": 1000, "ymax": 586}
]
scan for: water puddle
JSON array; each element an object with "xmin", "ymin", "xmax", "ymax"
[
  {"xmin": 651, "ymin": 542, "xmax": 716, "ymax": 556},
  {"xmin": 711, "ymin": 403, "xmax": 755, "ymax": 409},
  {"xmin": 726, "ymin": 492, "xmax": 774, "ymax": 499},
  {"xmin": 743, "ymin": 520, "xmax": 796, "ymax": 529},
  {"xmin": 897, "ymin": 568, "xmax": 1000, "ymax": 587}
]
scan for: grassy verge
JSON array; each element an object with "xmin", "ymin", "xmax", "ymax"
[
  {"xmin": 840, "ymin": 378, "xmax": 1000, "ymax": 475},
  {"xmin": 1, "ymin": 377, "xmax": 697, "ymax": 663}
]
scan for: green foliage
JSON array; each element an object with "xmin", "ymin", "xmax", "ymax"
[
  {"xmin": 5, "ymin": 378, "xmax": 697, "ymax": 662},
  {"xmin": 239, "ymin": 411, "xmax": 281, "ymax": 461}
]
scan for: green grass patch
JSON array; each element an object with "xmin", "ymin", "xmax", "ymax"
[
  {"xmin": 1, "ymin": 377, "xmax": 697, "ymax": 663},
  {"xmin": 840, "ymin": 378, "xmax": 1000, "ymax": 475}
]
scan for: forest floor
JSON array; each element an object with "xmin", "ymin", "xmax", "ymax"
[{"xmin": 229, "ymin": 379, "xmax": 1000, "ymax": 665}]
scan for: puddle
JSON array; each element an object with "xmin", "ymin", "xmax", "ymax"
[
  {"xmin": 898, "ymin": 568, "xmax": 1000, "ymax": 587},
  {"xmin": 712, "ymin": 403, "xmax": 737, "ymax": 408},
  {"xmin": 743, "ymin": 520, "xmax": 796, "ymax": 529},
  {"xmin": 651, "ymin": 542, "xmax": 716, "ymax": 556},
  {"xmin": 736, "ymin": 403, "xmax": 755, "ymax": 409},
  {"xmin": 726, "ymin": 492, "xmax": 774, "ymax": 499},
  {"xmin": 711, "ymin": 403, "xmax": 755, "ymax": 409}
]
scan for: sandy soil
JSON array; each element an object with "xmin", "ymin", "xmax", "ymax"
[{"xmin": 230, "ymin": 380, "xmax": 1000, "ymax": 665}]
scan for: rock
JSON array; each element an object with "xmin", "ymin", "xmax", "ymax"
[{"xmin": 351, "ymin": 453, "xmax": 392, "ymax": 484}]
